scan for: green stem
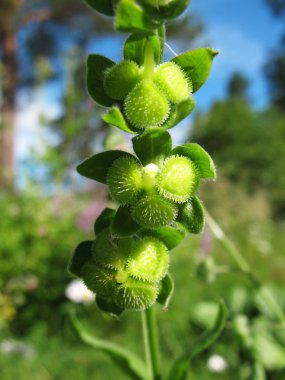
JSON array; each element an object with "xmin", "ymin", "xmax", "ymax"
[
  {"xmin": 142, "ymin": 306, "xmax": 162, "ymax": 380},
  {"xmin": 205, "ymin": 211, "xmax": 285, "ymax": 325},
  {"xmin": 143, "ymin": 40, "xmax": 155, "ymax": 80}
]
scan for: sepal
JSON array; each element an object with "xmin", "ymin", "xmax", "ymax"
[
  {"xmin": 112, "ymin": 206, "xmax": 142, "ymax": 237},
  {"xmin": 96, "ymin": 297, "xmax": 124, "ymax": 318},
  {"xmin": 94, "ymin": 208, "xmax": 116, "ymax": 235},
  {"xmin": 177, "ymin": 196, "xmax": 205, "ymax": 234},
  {"xmin": 102, "ymin": 107, "xmax": 138, "ymax": 134},
  {"xmin": 68, "ymin": 241, "xmax": 93, "ymax": 277},
  {"xmin": 157, "ymin": 273, "xmax": 174, "ymax": 310}
]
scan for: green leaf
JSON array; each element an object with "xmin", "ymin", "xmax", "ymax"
[
  {"xmin": 167, "ymin": 300, "xmax": 227, "ymax": 380},
  {"xmin": 140, "ymin": 224, "xmax": 186, "ymax": 250},
  {"xmin": 68, "ymin": 241, "xmax": 93, "ymax": 277},
  {"xmin": 77, "ymin": 150, "xmax": 135, "ymax": 183},
  {"xmin": 132, "ymin": 128, "xmax": 172, "ymax": 165},
  {"xmin": 116, "ymin": 0, "xmax": 160, "ymax": 33},
  {"xmin": 70, "ymin": 314, "xmax": 147, "ymax": 380},
  {"xmin": 87, "ymin": 54, "xmax": 115, "ymax": 107},
  {"xmin": 172, "ymin": 48, "xmax": 218, "ymax": 93},
  {"xmin": 123, "ymin": 31, "xmax": 163, "ymax": 66},
  {"xmin": 112, "ymin": 206, "xmax": 141, "ymax": 237},
  {"xmin": 139, "ymin": 0, "xmax": 191, "ymax": 21},
  {"xmin": 96, "ymin": 297, "xmax": 124, "ymax": 318},
  {"xmin": 177, "ymin": 196, "xmax": 205, "ymax": 234},
  {"xmin": 102, "ymin": 107, "xmax": 137, "ymax": 134},
  {"xmin": 94, "ymin": 208, "xmax": 116, "ymax": 235},
  {"xmin": 163, "ymin": 97, "xmax": 196, "ymax": 130},
  {"xmin": 157, "ymin": 274, "xmax": 174, "ymax": 310},
  {"xmin": 83, "ymin": 0, "xmax": 115, "ymax": 16},
  {"xmin": 171, "ymin": 143, "xmax": 216, "ymax": 179}
]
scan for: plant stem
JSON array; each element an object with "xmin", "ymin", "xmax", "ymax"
[
  {"xmin": 142, "ymin": 306, "xmax": 162, "ymax": 380},
  {"xmin": 205, "ymin": 211, "xmax": 285, "ymax": 325},
  {"xmin": 143, "ymin": 40, "xmax": 155, "ymax": 80}
]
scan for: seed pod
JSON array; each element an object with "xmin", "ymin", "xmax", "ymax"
[
  {"xmin": 103, "ymin": 60, "xmax": 141, "ymax": 100},
  {"xmin": 82, "ymin": 261, "xmax": 117, "ymax": 299},
  {"xmin": 157, "ymin": 155, "xmax": 199, "ymax": 203},
  {"xmin": 124, "ymin": 80, "xmax": 170, "ymax": 130},
  {"xmin": 127, "ymin": 237, "xmax": 169, "ymax": 282},
  {"xmin": 107, "ymin": 156, "xmax": 142, "ymax": 205},
  {"xmin": 115, "ymin": 277, "xmax": 159, "ymax": 310},
  {"xmin": 132, "ymin": 193, "xmax": 177, "ymax": 228},
  {"xmin": 154, "ymin": 62, "xmax": 191, "ymax": 104}
]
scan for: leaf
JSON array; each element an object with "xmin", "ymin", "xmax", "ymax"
[
  {"xmin": 172, "ymin": 48, "xmax": 218, "ymax": 93},
  {"xmin": 139, "ymin": 0, "xmax": 191, "ymax": 21},
  {"xmin": 112, "ymin": 206, "xmax": 141, "ymax": 237},
  {"xmin": 87, "ymin": 54, "xmax": 115, "ymax": 107},
  {"xmin": 102, "ymin": 107, "xmax": 137, "ymax": 134},
  {"xmin": 140, "ymin": 224, "xmax": 186, "ymax": 250},
  {"xmin": 123, "ymin": 31, "xmax": 162, "ymax": 66},
  {"xmin": 163, "ymin": 97, "xmax": 196, "ymax": 130},
  {"xmin": 167, "ymin": 300, "xmax": 227, "ymax": 380},
  {"xmin": 96, "ymin": 297, "xmax": 124, "ymax": 318},
  {"xmin": 157, "ymin": 274, "xmax": 174, "ymax": 310},
  {"xmin": 177, "ymin": 196, "xmax": 205, "ymax": 234},
  {"xmin": 70, "ymin": 314, "xmax": 147, "ymax": 380},
  {"xmin": 94, "ymin": 208, "xmax": 116, "ymax": 235},
  {"xmin": 171, "ymin": 143, "xmax": 216, "ymax": 179},
  {"xmin": 83, "ymin": 0, "xmax": 115, "ymax": 16},
  {"xmin": 77, "ymin": 150, "xmax": 135, "ymax": 183},
  {"xmin": 116, "ymin": 0, "xmax": 160, "ymax": 33},
  {"xmin": 68, "ymin": 241, "xmax": 93, "ymax": 277},
  {"xmin": 132, "ymin": 128, "xmax": 172, "ymax": 165}
]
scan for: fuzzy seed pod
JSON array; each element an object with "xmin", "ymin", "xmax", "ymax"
[
  {"xmin": 132, "ymin": 193, "xmax": 177, "ymax": 228},
  {"xmin": 157, "ymin": 155, "xmax": 199, "ymax": 203},
  {"xmin": 107, "ymin": 156, "xmax": 142, "ymax": 205},
  {"xmin": 154, "ymin": 62, "xmax": 191, "ymax": 104},
  {"xmin": 127, "ymin": 237, "xmax": 169, "ymax": 282},
  {"xmin": 82, "ymin": 261, "xmax": 117, "ymax": 299},
  {"xmin": 124, "ymin": 80, "xmax": 170, "ymax": 130},
  {"xmin": 103, "ymin": 60, "xmax": 141, "ymax": 100},
  {"xmin": 115, "ymin": 277, "xmax": 159, "ymax": 310}
]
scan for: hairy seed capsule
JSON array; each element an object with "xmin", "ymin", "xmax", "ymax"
[
  {"xmin": 154, "ymin": 62, "xmax": 191, "ymax": 104},
  {"xmin": 124, "ymin": 80, "xmax": 170, "ymax": 130},
  {"xmin": 127, "ymin": 237, "xmax": 169, "ymax": 282},
  {"xmin": 157, "ymin": 155, "xmax": 199, "ymax": 203},
  {"xmin": 132, "ymin": 193, "xmax": 177, "ymax": 228},
  {"xmin": 103, "ymin": 60, "xmax": 141, "ymax": 100},
  {"xmin": 115, "ymin": 277, "xmax": 159, "ymax": 310},
  {"xmin": 107, "ymin": 156, "xmax": 142, "ymax": 205},
  {"xmin": 82, "ymin": 261, "xmax": 117, "ymax": 299}
]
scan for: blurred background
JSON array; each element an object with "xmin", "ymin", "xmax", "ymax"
[{"xmin": 0, "ymin": 0, "xmax": 285, "ymax": 379}]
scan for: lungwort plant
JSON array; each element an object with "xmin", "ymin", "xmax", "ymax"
[{"xmin": 69, "ymin": 1, "xmax": 227, "ymax": 378}]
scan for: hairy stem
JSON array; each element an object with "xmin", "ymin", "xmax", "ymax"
[
  {"xmin": 205, "ymin": 211, "xmax": 285, "ymax": 324},
  {"xmin": 142, "ymin": 306, "xmax": 162, "ymax": 380}
]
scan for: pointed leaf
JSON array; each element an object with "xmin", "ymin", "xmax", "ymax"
[
  {"xmin": 167, "ymin": 300, "xmax": 227, "ymax": 380},
  {"xmin": 112, "ymin": 206, "xmax": 141, "ymax": 237},
  {"xmin": 77, "ymin": 150, "xmax": 135, "ymax": 183},
  {"xmin": 70, "ymin": 314, "xmax": 147, "ymax": 380},
  {"xmin": 177, "ymin": 196, "xmax": 205, "ymax": 234},
  {"xmin": 102, "ymin": 107, "xmax": 137, "ymax": 134},
  {"xmin": 172, "ymin": 48, "xmax": 218, "ymax": 93},
  {"xmin": 157, "ymin": 274, "xmax": 174, "ymax": 310},
  {"xmin": 94, "ymin": 208, "xmax": 116, "ymax": 235},
  {"xmin": 140, "ymin": 224, "xmax": 186, "ymax": 250},
  {"xmin": 163, "ymin": 97, "xmax": 196, "ymax": 130},
  {"xmin": 171, "ymin": 143, "xmax": 216, "ymax": 179},
  {"xmin": 68, "ymin": 241, "xmax": 93, "ymax": 277},
  {"xmin": 139, "ymin": 0, "xmax": 191, "ymax": 20},
  {"xmin": 116, "ymin": 0, "xmax": 160, "ymax": 33},
  {"xmin": 96, "ymin": 297, "xmax": 124, "ymax": 318},
  {"xmin": 83, "ymin": 0, "xmax": 115, "ymax": 16},
  {"xmin": 132, "ymin": 128, "xmax": 172, "ymax": 165},
  {"xmin": 87, "ymin": 54, "xmax": 115, "ymax": 107}
]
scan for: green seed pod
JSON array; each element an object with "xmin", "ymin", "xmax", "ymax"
[
  {"xmin": 157, "ymin": 155, "xmax": 199, "ymax": 203},
  {"xmin": 82, "ymin": 261, "xmax": 117, "ymax": 299},
  {"xmin": 107, "ymin": 156, "xmax": 142, "ymax": 205},
  {"xmin": 115, "ymin": 277, "xmax": 159, "ymax": 310},
  {"xmin": 103, "ymin": 60, "xmax": 141, "ymax": 100},
  {"xmin": 132, "ymin": 193, "xmax": 177, "ymax": 228},
  {"xmin": 127, "ymin": 237, "xmax": 169, "ymax": 282},
  {"xmin": 154, "ymin": 62, "xmax": 191, "ymax": 104},
  {"xmin": 124, "ymin": 80, "xmax": 170, "ymax": 130}
]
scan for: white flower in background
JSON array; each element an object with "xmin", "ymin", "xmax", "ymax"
[
  {"xmin": 65, "ymin": 279, "xmax": 95, "ymax": 304},
  {"xmin": 207, "ymin": 354, "xmax": 228, "ymax": 373}
]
